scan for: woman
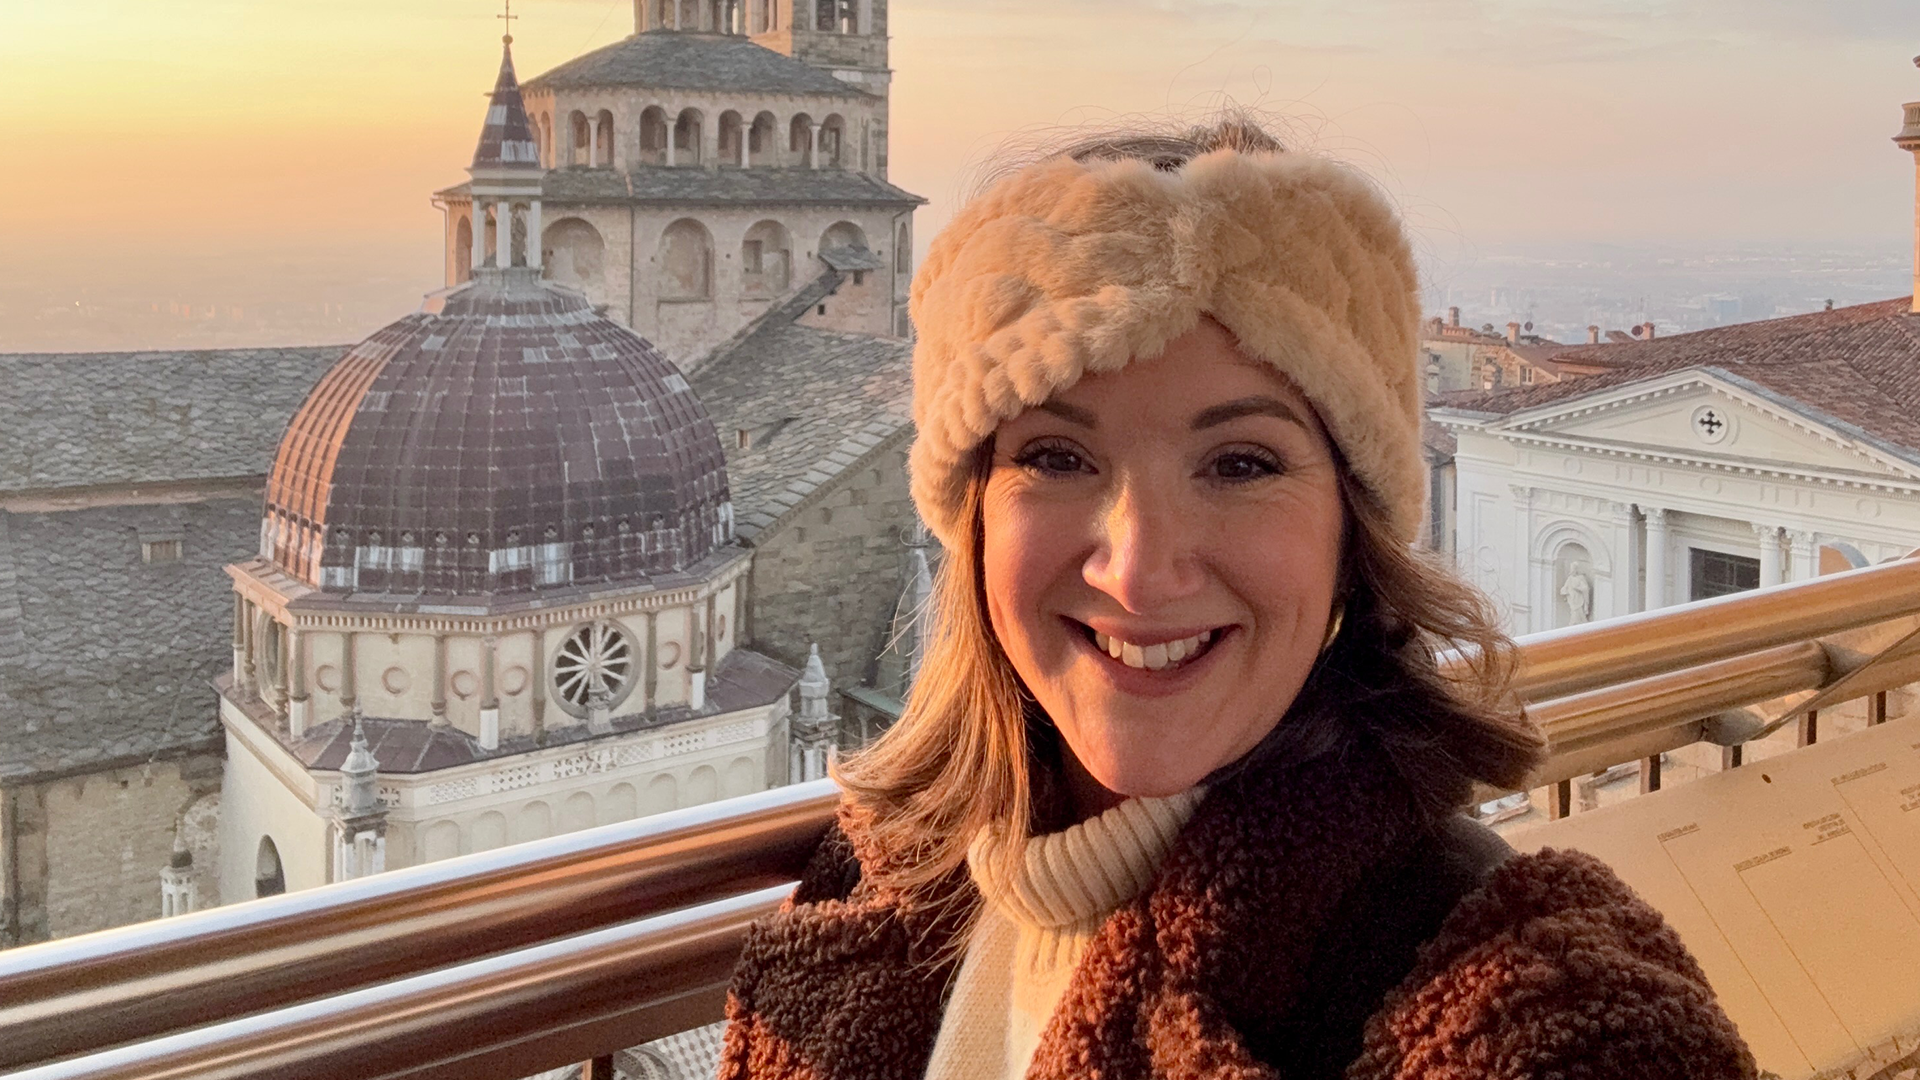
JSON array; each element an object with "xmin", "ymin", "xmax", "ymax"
[{"xmin": 720, "ymin": 121, "xmax": 1755, "ymax": 1080}]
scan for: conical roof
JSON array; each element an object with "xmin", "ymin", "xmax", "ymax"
[{"xmin": 471, "ymin": 39, "xmax": 540, "ymax": 171}]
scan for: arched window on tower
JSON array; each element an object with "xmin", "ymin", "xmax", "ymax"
[
  {"xmin": 820, "ymin": 221, "xmax": 868, "ymax": 260},
  {"xmin": 595, "ymin": 110, "xmax": 616, "ymax": 167},
  {"xmin": 639, "ymin": 106, "xmax": 669, "ymax": 166},
  {"xmin": 741, "ymin": 220, "xmax": 792, "ymax": 297},
  {"xmin": 569, "ymin": 111, "xmax": 591, "ymax": 167},
  {"xmin": 718, "ymin": 111, "xmax": 746, "ymax": 168},
  {"xmin": 660, "ymin": 219, "xmax": 714, "ymax": 300},
  {"xmin": 789, "ymin": 113, "xmax": 814, "ymax": 166},
  {"xmin": 674, "ymin": 108, "xmax": 704, "ymax": 166},
  {"xmin": 818, "ymin": 114, "xmax": 846, "ymax": 169},
  {"xmin": 748, "ymin": 111, "xmax": 777, "ymax": 167},
  {"xmin": 454, "ymin": 215, "xmax": 474, "ymax": 284},
  {"xmin": 895, "ymin": 222, "xmax": 910, "ymax": 274}
]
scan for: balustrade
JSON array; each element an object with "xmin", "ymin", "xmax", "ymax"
[{"xmin": 8, "ymin": 558, "xmax": 1920, "ymax": 1078}]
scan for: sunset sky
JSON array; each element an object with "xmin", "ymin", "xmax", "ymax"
[{"xmin": 3, "ymin": 0, "xmax": 1914, "ymax": 319}]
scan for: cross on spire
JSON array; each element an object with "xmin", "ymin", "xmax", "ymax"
[{"xmin": 498, "ymin": 0, "xmax": 518, "ymax": 44}]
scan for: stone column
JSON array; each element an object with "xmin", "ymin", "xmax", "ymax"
[
  {"xmin": 1896, "ymin": 99, "xmax": 1920, "ymax": 314},
  {"xmin": 644, "ymin": 611, "xmax": 659, "ymax": 713},
  {"xmin": 1644, "ymin": 507, "xmax": 1670, "ymax": 610},
  {"xmin": 666, "ymin": 122, "xmax": 676, "ymax": 167},
  {"xmin": 232, "ymin": 594, "xmax": 250, "ymax": 692},
  {"xmin": 589, "ymin": 120, "xmax": 600, "ymax": 168},
  {"xmin": 808, "ymin": 122, "xmax": 820, "ymax": 169},
  {"xmin": 739, "ymin": 125, "xmax": 750, "ymax": 167},
  {"xmin": 529, "ymin": 626, "xmax": 547, "ymax": 738},
  {"xmin": 287, "ymin": 629, "xmax": 310, "ymax": 738},
  {"xmin": 479, "ymin": 636, "xmax": 500, "ymax": 751},
  {"xmin": 1788, "ymin": 530, "xmax": 1820, "ymax": 581},
  {"xmin": 430, "ymin": 634, "xmax": 448, "ymax": 727},
  {"xmin": 339, "ymin": 630, "xmax": 357, "ymax": 712},
  {"xmin": 527, "ymin": 200, "xmax": 543, "ymax": 270},
  {"xmin": 1753, "ymin": 524, "xmax": 1783, "ymax": 587}
]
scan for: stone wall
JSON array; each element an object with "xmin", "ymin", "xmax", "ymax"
[
  {"xmin": 3, "ymin": 751, "xmax": 222, "ymax": 945},
  {"xmin": 746, "ymin": 434, "xmax": 917, "ymax": 693}
]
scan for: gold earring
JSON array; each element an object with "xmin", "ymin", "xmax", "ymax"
[{"xmin": 1321, "ymin": 604, "xmax": 1346, "ymax": 652}]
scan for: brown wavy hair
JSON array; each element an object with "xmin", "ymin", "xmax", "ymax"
[{"xmin": 834, "ymin": 117, "xmax": 1545, "ymax": 909}]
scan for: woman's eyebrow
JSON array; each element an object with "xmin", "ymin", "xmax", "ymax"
[
  {"xmin": 1037, "ymin": 400, "xmax": 1099, "ymax": 427},
  {"xmin": 1191, "ymin": 396, "xmax": 1309, "ymax": 431}
]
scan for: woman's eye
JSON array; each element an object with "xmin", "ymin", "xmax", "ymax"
[
  {"xmin": 1013, "ymin": 443, "xmax": 1088, "ymax": 476},
  {"xmin": 1209, "ymin": 450, "xmax": 1282, "ymax": 482}
]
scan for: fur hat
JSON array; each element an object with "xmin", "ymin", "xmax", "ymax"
[{"xmin": 907, "ymin": 148, "xmax": 1425, "ymax": 549}]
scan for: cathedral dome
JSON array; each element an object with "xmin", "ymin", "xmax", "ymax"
[{"xmin": 262, "ymin": 269, "xmax": 732, "ymax": 596}]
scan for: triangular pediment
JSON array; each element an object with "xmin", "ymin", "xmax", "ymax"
[{"xmin": 1488, "ymin": 370, "xmax": 1920, "ymax": 482}]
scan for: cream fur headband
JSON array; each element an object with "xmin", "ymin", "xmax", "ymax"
[{"xmin": 907, "ymin": 148, "xmax": 1425, "ymax": 550}]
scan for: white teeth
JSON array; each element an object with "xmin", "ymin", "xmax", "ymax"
[{"xmin": 1093, "ymin": 628, "xmax": 1216, "ymax": 670}]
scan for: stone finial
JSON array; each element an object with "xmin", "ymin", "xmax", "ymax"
[
  {"xmin": 342, "ymin": 715, "xmax": 381, "ymax": 817},
  {"xmin": 169, "ymin": 828, "xmax": 192, "ymax": 870},
  {"xmin": 798, "ymin": 644, "xmax": 831, "ymax": 721}
]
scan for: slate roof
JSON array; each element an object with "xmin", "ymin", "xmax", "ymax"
[
  {"xmin": 1434, "ymin": 297, "xmax": 1920, "ymax": 455},
  {"xmin": 690, "ymin": 271, "xmax": 913, "ymax": 542},
  {"xmin": 0, "ymin": 347, "xmax": 345, "ymax": 493},
  {"xmin": 436, "ymin": 166, "xmax": 924, "ymax": 209},
  {"xmin": 524, "ymin": 32, "xmax": 866, "ymax": 97}
]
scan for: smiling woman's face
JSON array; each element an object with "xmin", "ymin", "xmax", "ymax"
[{"xmin": 982, "ymin": 317, "xmax": 1347, "ymax": 814}]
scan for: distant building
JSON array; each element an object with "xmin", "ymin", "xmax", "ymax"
[
  {"xmin": 432, "ymin": 0, "xmax": 924, "ymax": 363},
  {"xmin": 1433, "ymin": 297, "xmax": 1920, "ymax": 633},
  {"xmin": 1420, "ymin": 307, "xmax": 1567, "ymax": 393}
]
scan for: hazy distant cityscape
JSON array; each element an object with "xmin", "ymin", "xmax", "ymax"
[
  {"xmin": 1422, "ymin": 239, "xmax": 1911, "ymax": 345},
  {"xmin": 3, "ymin": 238, "xmax": 1908, "ymax": 355}
]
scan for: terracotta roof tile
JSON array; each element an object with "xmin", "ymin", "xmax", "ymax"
[{"xmin": 1437, "ymin": 297, "xmax": 1920, "ymax": 454}]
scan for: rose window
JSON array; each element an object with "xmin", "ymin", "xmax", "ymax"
[{"xmin": 553, "ymin": 621, "xmax": 636, "ymax": 713}]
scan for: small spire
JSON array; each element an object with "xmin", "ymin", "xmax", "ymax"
[
  {"xmin": 470, "ymin": 26, "xmax": 539, "ymax": 172},
  {"xmin": 169, "ymin": 821, "xmax": 193, "ymax": 870},
  {"xmin": 342, "ymin": 715, "xmax": 381, "ymax": 816},
  {"xmin": 798, "ymin": 644, "xmax": 830, "ymax": 720}
]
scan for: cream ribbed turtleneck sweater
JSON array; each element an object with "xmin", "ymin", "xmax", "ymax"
[{"xmin": 923, "ymin": 790, "xmax": 1205, "ymax": 1080}]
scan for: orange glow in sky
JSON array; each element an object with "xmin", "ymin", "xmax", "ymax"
[{"xmin": 2, "ymin": 1, "xmax": 1913, "ymax": 322}]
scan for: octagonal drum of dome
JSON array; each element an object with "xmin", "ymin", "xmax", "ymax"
[{"xmin": 261, "ymin": 269, "xmax": 732, "ymax": 596}]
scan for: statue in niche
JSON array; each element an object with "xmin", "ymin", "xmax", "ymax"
[{"xmin": 1560, "ymin": 561, "xmax": 1593, "ymax": 624}]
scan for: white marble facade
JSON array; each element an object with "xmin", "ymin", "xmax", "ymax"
[{"xmin": 1434, "ymin": 367, "xmax": 1920, "ymax": 635}]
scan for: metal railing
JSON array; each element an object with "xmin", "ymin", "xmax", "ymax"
[{"xmin": 6, "ymin": 557, "xmax": 1920, "ymax": 1079}]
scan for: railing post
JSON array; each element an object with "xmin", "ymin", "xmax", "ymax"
[
  {"xmin": 1548, "ymin": 779, "xmax": 1574, "ymax": 819},
  {"xmin": 1871, "ymin": 691, "xmax": 1889, "ymax": 726},
  {"xmin": 1639, "ymin": 754, "xmax": 1662, "ymax": 795},
  {"xmin": 1721, "ymin": 743, "xmax": 1743, "ymax": 770},
  {"xmin": 582, "ymin": 1054, "xmax": 617, "ymax": 1079},
  {"xmin": 1797, "ymin": 709, "xmax": 1818, "ymax": 748}
]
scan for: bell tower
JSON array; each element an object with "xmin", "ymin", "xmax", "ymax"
[{"xmin": 1895, "ymin": 55, "xmax": 1920, "ymax": 314}]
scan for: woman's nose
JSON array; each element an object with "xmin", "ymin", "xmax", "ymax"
[{"xmin": 1081, "ymin": 479, "xmax": 1204, "ymax": 614}]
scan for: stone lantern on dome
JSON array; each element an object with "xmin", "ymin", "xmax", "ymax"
[{"xmin": 214, "ymin": 35, "xmax": 797, "ymax": 902}]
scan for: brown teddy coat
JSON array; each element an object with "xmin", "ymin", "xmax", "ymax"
[{"xmin": 720, "ymin": 734, "xmax": 1758, "ymax": 1080}]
